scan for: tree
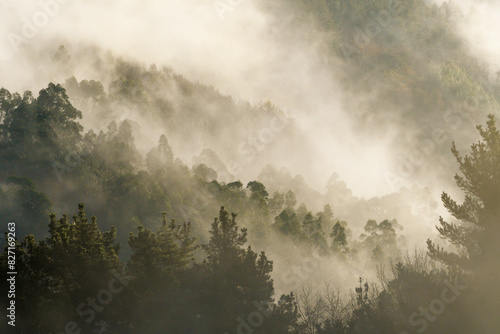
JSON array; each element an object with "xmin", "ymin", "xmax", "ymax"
[
  {"xmin": 285, "ymin": 190, "xmax": 297, "ymax": 209},
  {"xmin": 427, "ymin": 114, "xmax": 500, "ymax": 269},
  {"xmin": 54, "ymin": 44, "xmax": 70, "ymax": 64},
  {"xmin": 274, "ymin": 208, "xmax": 302, "ymax": 237},
  {"xmin": 146, "ymin": 134, "xmax": 175, "ymax": 174},
  {"xmin": 128, "ymin": 213, "xmax": 196, "ymax": 280},
  {"xmin": 45, "ymin": 204, "xmax": 123, "ymax": 332},
  {"xmin": 427, "ymin": 114, "xmax": 500, "ymax": 333},
  {"xmin": 349, "ymin": 278, "xmax": 375, "ymax": 334},
  {"xmin": 330, "ymin": 221, "xmax": 348, "ymax": 253},
  {"xmin": 263, "ymin": 293, "xmax": 300, "ymax": 334},
  {"xmin": 360, "ymin": 218, "xmax": 402, "ymax": 263},
  {"xmin": 97, "ymin": 120, "xmax": 142, "ymax": 174},
  {"xmin": 125, "ymin": 212, "xmax": 196, "ymax": 332},
  {"xmin": 193, "ymin": 163, "xmax": 218, "ymax": 182},
  {"xmin": 317, "ymin": 204, "xmax": 335, "ymax": 232},
  {"xmin": 302, "ymin": 213, "xmax": 328, "ymax": 251},
  {"xmin": 0, "ymin": 84, "xmax": 83, "ymax": 177},
  {"xmin": 0, "ymin": 204, "xmax": 123, "ymax": 333},
  {"xmin": 269, "ymin": 191, "xmax": 286, "ymax": 216},
  {"xmin": 201, "ymin": 207, "xmax": 274, "ymax": 333},
  {"xmin": 0, "ymin": 176, "xmax": 52, "ymax": 237},
  {"xmin": 247, "ymin": 180, "xmax": 269, "ymax": 203}
]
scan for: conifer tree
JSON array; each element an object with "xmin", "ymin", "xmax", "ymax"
[
  {"xmin": 0, "ymin": 204, "xmax": 122, "ymax": 333},
  {"xmin": 125, "ymin": 212, "xmax": 197, "ymax": 332},
  {"xmin": 201, "ymin": 207, "xmax": 274, "ymax": 333},
  {"xmin": 427, "ymin": 114, "xmax": 500, "ymax": 333},
  {"xmin": 427, "ymin": 114, "xmax": 500, "ymax": 269}
]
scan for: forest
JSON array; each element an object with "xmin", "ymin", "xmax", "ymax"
[{"xmin": 1, "ymin": 0, "xmax": 500, "ymax": 333}]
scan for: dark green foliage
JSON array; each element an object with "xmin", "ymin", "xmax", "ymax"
[
  {"xmin": 123, "ymin": 213, "xmax": 196, "ymax": 332},
  {"xmin": 128, "ymin": 213, "xmax": 196, "ymax": 280},
  {"xmin": 199, "ymin": 207, "xmax": 275, "ymax": 333},
  {"xmin": 0, "ymin": 204, "xmax": 122, "ymax": 333},
  {"xmin": 0, "ymin": 84, "xmax": 82, "ymax": 178},
  {"xmin": 247, "ymin": 181, "xmax": 269, "ymax": 200},
  {"xmin": 263, "ymin": 293, "xmax": 300, "ymax": 333},
  {"xmin": 0, "ymin": 176, "xmax": 52, "ymax": 237}
]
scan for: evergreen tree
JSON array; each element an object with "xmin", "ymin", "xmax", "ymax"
[
  {"xmin": 427, "ymin": 114, "xmax": 500, "ymax": 268},
  {"xmin": 125, "ymin": 212, "xmax": 196, "ymax": 332},
  {"xmin": 427, "ymin": 114, "xmax": 500, "ymax": 333},
  {"xmin": 201, "ymin": 207, "xmax": 274, "ymax": 333},
  {"xmin": 0, "ymin": 204, "xmax": 123, "ymax": 333},
  {"xmin": 0, "ymin": 176, "xmax": 52, "ymax": 237},
  {"xmin": 0, "ymin": 84, "xmax": 83, "ymax": 178},
  {"xmin": 330, "ymin": 221, "xmax": 348, "ymax": 254}
]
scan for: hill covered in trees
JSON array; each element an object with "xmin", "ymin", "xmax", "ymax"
[
  {"xmin": 1, "ymin": 112, "xmax": 499, "ymax": 333},
  {"xmin": 1, "ymin": 0, "xmax": 500, "ymax": 333}
]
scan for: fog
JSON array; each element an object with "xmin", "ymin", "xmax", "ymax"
[
  {"xmin": 1, "ymin": 0, "xmax": 491, "ymax": 278},
  {"xmin": 1, "ymin": 0, "xmax": 403, "ymax": 199},
  {"xmin": 1, "ymin": 1, "xmax": 499, "ymax": 332},
  {"xmin": 456, "ymin": 1, "xmax": 500, "ymax": 69}
]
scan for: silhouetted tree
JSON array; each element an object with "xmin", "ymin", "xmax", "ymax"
[
  {"xmin": 427, "ymin": 114, "xmax": 500, "ymax": 333},
  {"xmin": 201, "ymin": 207, "xmax": 274, "ymax": 333}
]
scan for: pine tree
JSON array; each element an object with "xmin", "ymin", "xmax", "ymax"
[
  {"xmin": 201, "ymin": 207, "xmax": 274, "ymax": 333},
  {"xmin": 125, "ymin": 212, "xmax": 197, "ymax": 332},
  {"xmin": 427, "ymin": 114, "xmax": 500, "ymax": 333},
  {"xmin": 0, "ymin": 203, "xmax": 122, "ymax": 333},
  {"xmin": 127, "ymin": 213, "xmax": 196, "ymax": 283},
  {"xmin": 427, "ymin": 114, "xmax": 500, "ymax": 269}
]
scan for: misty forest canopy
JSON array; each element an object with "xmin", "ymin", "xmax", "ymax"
[{"xmin": 1, "ymin": 0, "xmax": 500, "ymax": 333}]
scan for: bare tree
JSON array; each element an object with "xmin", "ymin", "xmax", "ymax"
[{"xmin": 296, "ymin": 284, "xmax": 324, "ymax": 334}]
